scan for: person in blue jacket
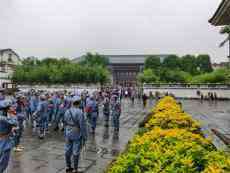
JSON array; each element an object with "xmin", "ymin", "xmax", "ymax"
[
  {"xmin": 111, "ymin": 95, "xmax": 121, "ymax": 133},
  {"xmin": 103, "ymin": 94, "xmax": 110, "ymax": 127},
  {"xmin": 33, "ymin": 95, "xmax": 48, "ymax": 139},
  {"xmin": 29, "ymin": 93, "xmax": 39, "ymax": 127},
  {"xmin": 0, "ymin": 100, "xmax": 18, "ymax": 173},
  {"xmin": 86, "ymin": 96, "xmax": 98, "ymax": 134},
  {"xmin": 14, "ymin": 96, "xmax": 26, "ymax": 152},
  {"xmin": 63, "ymin": 96, "xmax": 87, "ymax": 173},
  {"xmin": 54, "ymin": 94, "xmax": 66, "ymax": 131}
]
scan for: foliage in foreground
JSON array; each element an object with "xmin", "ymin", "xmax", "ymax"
[{"xmin": 107, "ymin": 97, "xmax": 230, "ymax": 173}]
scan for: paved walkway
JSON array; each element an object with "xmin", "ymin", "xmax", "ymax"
[
  {"xmin": 7, "ymin": 99, "xmax": 149, "ymax": 173},
  {"xmin": 181, "ymin": 99, "xmax": 230, "ymax": 149}
]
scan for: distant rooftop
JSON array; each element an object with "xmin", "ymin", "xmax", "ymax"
[
  {"xmin": 0, "ymin": 48, "xmax": 20, "ymax": 58},
  {"xmin": 74, "ymin": 54, "xmax": 169, "ymax": 64}
]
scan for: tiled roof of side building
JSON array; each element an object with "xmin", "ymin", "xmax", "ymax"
[{"xmin": 209, "ymin": 0, "xmax": 230, "ymax": 26}]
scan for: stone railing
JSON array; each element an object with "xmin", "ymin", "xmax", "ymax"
[{"xmin": 143, "ymin": 83, "xmax": 230, "ymax": 90}]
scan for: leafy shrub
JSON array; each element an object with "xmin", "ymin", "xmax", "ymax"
[{"xmin": 107, "ymin": 97, "xmax": 230, "ymax": 173}]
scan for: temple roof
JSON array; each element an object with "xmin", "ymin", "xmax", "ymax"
[
  {"xmin": 209, "ymin": 0, "xmax": 230, "ymax": 26},
  {"xmin": 74, "ymin": 54, "xmax": 169, "ymax": 65}
]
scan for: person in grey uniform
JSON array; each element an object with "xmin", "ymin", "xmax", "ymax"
[
  {"xmin": 63, "ymin": 96, "xmax": 87, "ymax": 173},
  {"xmin": 111, "ymin": 95, "xmax": 121, "ymax": 133},
  {"xmin": 33, "ymin": 95, "xmax": 48, "ymax": 139},
  {"xmin": 0, "ymin": 100, "xmax": 18, "ymax": 173},
  {"xmin": 103, "ymin": 95, "xmax": 110, "ymax": 127}
]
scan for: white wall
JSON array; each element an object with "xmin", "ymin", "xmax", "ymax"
[
  {"xmin": 18, "ymin": 84, "xmax": 101, "ymax": 93},
  {"xmin": 144, "ymin": 88, "xmax": 230, "ymax": 99}
]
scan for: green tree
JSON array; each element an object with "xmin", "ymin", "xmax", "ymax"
[
  {"xmin": 180, "ymin": 55, "xmax": 199, "ymax": 75},
  {"xmin": 191, "ymin": 68, "xmax": 230, "ymax": 84},
  {"xmin": 159, "ymin": 69, "xmax": 191, "ymax": 83},
  {"xmin": 196, "ymin": 54, "xmax": 213, "ymax": 73},
  {"xmin": 137, "ymin": 69, "xmax": 159, "ymax": 83},
  {"xmin": 144, "ymin": 55, "xmax": 161, "ymax": 73},
  {"xmin": 80, "ymin": 52, "xmax": 109, "ymax": 67},
  {"xmin": 12, "ymin": 57, "xmax": 110, "ymax": 85},
  {"xmin": 162, "ymin": 55, "xmax": 181, "ymax": 69},
  {"xmin": 22, "ymin": 57, "xmax": 40, "ymax": 66}
]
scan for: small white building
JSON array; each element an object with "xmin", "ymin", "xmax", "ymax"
[{"xmin": 0, "ymin": 49, "xmax": 21, "ymax": 87}]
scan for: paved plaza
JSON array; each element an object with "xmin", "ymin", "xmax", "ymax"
[
  {"xmin": 6, "ymin": 99, "xmax": 230, "ymax": 173},
  {"xmin": 181, "ymin": 99, "xmax": 230, "ymax": 149},
  {"xmin": 7, "ymin": 99, "xmax": 149, "ymax": 173}
]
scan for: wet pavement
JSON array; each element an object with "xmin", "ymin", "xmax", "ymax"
[
  {"xmin": 7, "ymin": 99, "xmax": 149, "ymax": 173},
  {"xmin": 6, "ymin": 99, "xmax": 230, "ymax": 173},
  {"xmin": 181, "ymin": 99, "xmax": 230, "ymax": 149}
]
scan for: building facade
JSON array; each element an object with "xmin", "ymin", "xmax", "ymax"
[
  {"xmin": 212, "ymin": 62, "xmax": 229, "ymax": 70},
  {"xmin": 0, "ymin": 49, "xmax": 21, "ymax": 87},
  {"xmin": 74, "ymin": 54, "xmax": 168, "ymax": 86}
]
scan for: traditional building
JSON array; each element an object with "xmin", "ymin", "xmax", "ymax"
[
  {"xmin": 212, "ymin": 62, "xmax": 228, "ymax": 69},
  {"xmin": 0, "ymin": 49, "xmax": 21, "ymax": 87},
  {"xmin": 74, "ymin": 54, "xmax": 168, "ymax": 86},
  {"xmin": 209, "ymin": 0, "xmax": 230, "ymax": 26}
]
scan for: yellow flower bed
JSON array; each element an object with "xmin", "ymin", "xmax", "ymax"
[
  {"xmin": 107, "ymin": 96, "xmax": 230, "ymax": 173},
  {"xmin": 145, "ymin": 96, "xmax": 200, "ymax": 132}
]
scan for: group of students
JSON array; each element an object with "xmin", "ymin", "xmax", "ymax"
[{"xmin": 0, "ymin": 88, "xmax": 122, "ymax": 173}]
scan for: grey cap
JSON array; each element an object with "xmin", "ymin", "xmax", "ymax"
[{"xmin": 72, "ymin": 96, "xmax": 81, "ymax": 103}]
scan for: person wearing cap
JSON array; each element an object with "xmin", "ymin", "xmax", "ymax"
[
  {"xmin": 0, "ymin": 100, "xmax": 18, "ymax": 173},
  {"xmin": 33, "ymin": 95, "xmax": 48, "ymax": 139},
  {"xmin": 111, "ymin": 95, "xmax": 121, "ymax": 133},
  {"xmin": 47, "ymin": 97, "xmax": 54, "ymax": 127},
  {"xmin": 54, "ymin": 94, "xmax": 67, "ymax": 131},
  {"xmin": 86, "ymin": 95, "xmax": 98, "ymax": 134},
  {"xmin": 52, "ymin": 92, "xmax": 60, "ymax": 125},
  {"xmin": 29, "ymin": 93, "xmax": 39, "ymax": 127},
  {"xmin": 103, "ymin": 94, "xmax": 110, "ymax": 127},
  {"xmin": 14, "ymin": 96, "xmax": 26, "ymax": 152},
  {"xmin": 63, "ymin": 96, "xmax": 87, "ymax": 173}
]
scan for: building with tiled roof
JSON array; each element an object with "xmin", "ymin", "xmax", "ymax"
[
  {"xmin": 0, "ymin": 49, "xmax": 21, "ymax": 87},
  {"xmin": 209, "ymin": 0, "xmax": 230, "ymax": 26},
  {"xmin": 74, "ymin": 54, "xmax": 168, "ymax": 86}
]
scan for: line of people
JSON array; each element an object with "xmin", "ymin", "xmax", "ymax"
[{"xmin": 0, "ymin": 88, "xmax": 122, "ymax": 173}]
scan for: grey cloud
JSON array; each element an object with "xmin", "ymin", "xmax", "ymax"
[{"xmin": 0, "ymin": 0, "xmax": 227, "ymax": 62}]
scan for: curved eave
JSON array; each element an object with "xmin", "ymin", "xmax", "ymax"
[{"xmin": 209, "ymin": 0, "xmax": 230, "ymax": 26}]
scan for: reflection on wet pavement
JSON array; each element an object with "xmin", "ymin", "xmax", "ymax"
[
  {"xmin": 181, "ymin": 99, "xmax": 230, "ymax": 149},
  {"xmin": 7, "ymin": 99, "xmax": 149, "ymax": 173}
]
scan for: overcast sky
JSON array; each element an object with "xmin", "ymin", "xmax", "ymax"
[{"xmin": 0, "ymin": 0, "xmax": 228, "ymax": 62}]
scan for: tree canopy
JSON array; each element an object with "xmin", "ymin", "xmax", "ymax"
[
  {"xmin": 138, "ymin": 54, "xmax": 216, "ymax": 84},
  {"xmin": 144, "ymin": 55, "xmax": 161, "ymax": 73},
  {"xmin": 79, "ymin": 52, "xmax": 109, "ymax": 67},
  {"xmin": 12, "ymin": 54, "xmax": 110, "ymax": 85}
]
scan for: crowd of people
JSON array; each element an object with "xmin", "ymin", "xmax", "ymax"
[{"xmin": 0, "ymin": 87, "xmax": 125, "ymax": 173}]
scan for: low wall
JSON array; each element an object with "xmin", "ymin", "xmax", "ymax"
[
  {"xmin": 143, "ymin": 88, "xmax": 230, "ymax": 99},
  {"xmin": 18, "ymin": 84, "xmax": 100, "ymax": 93}
]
